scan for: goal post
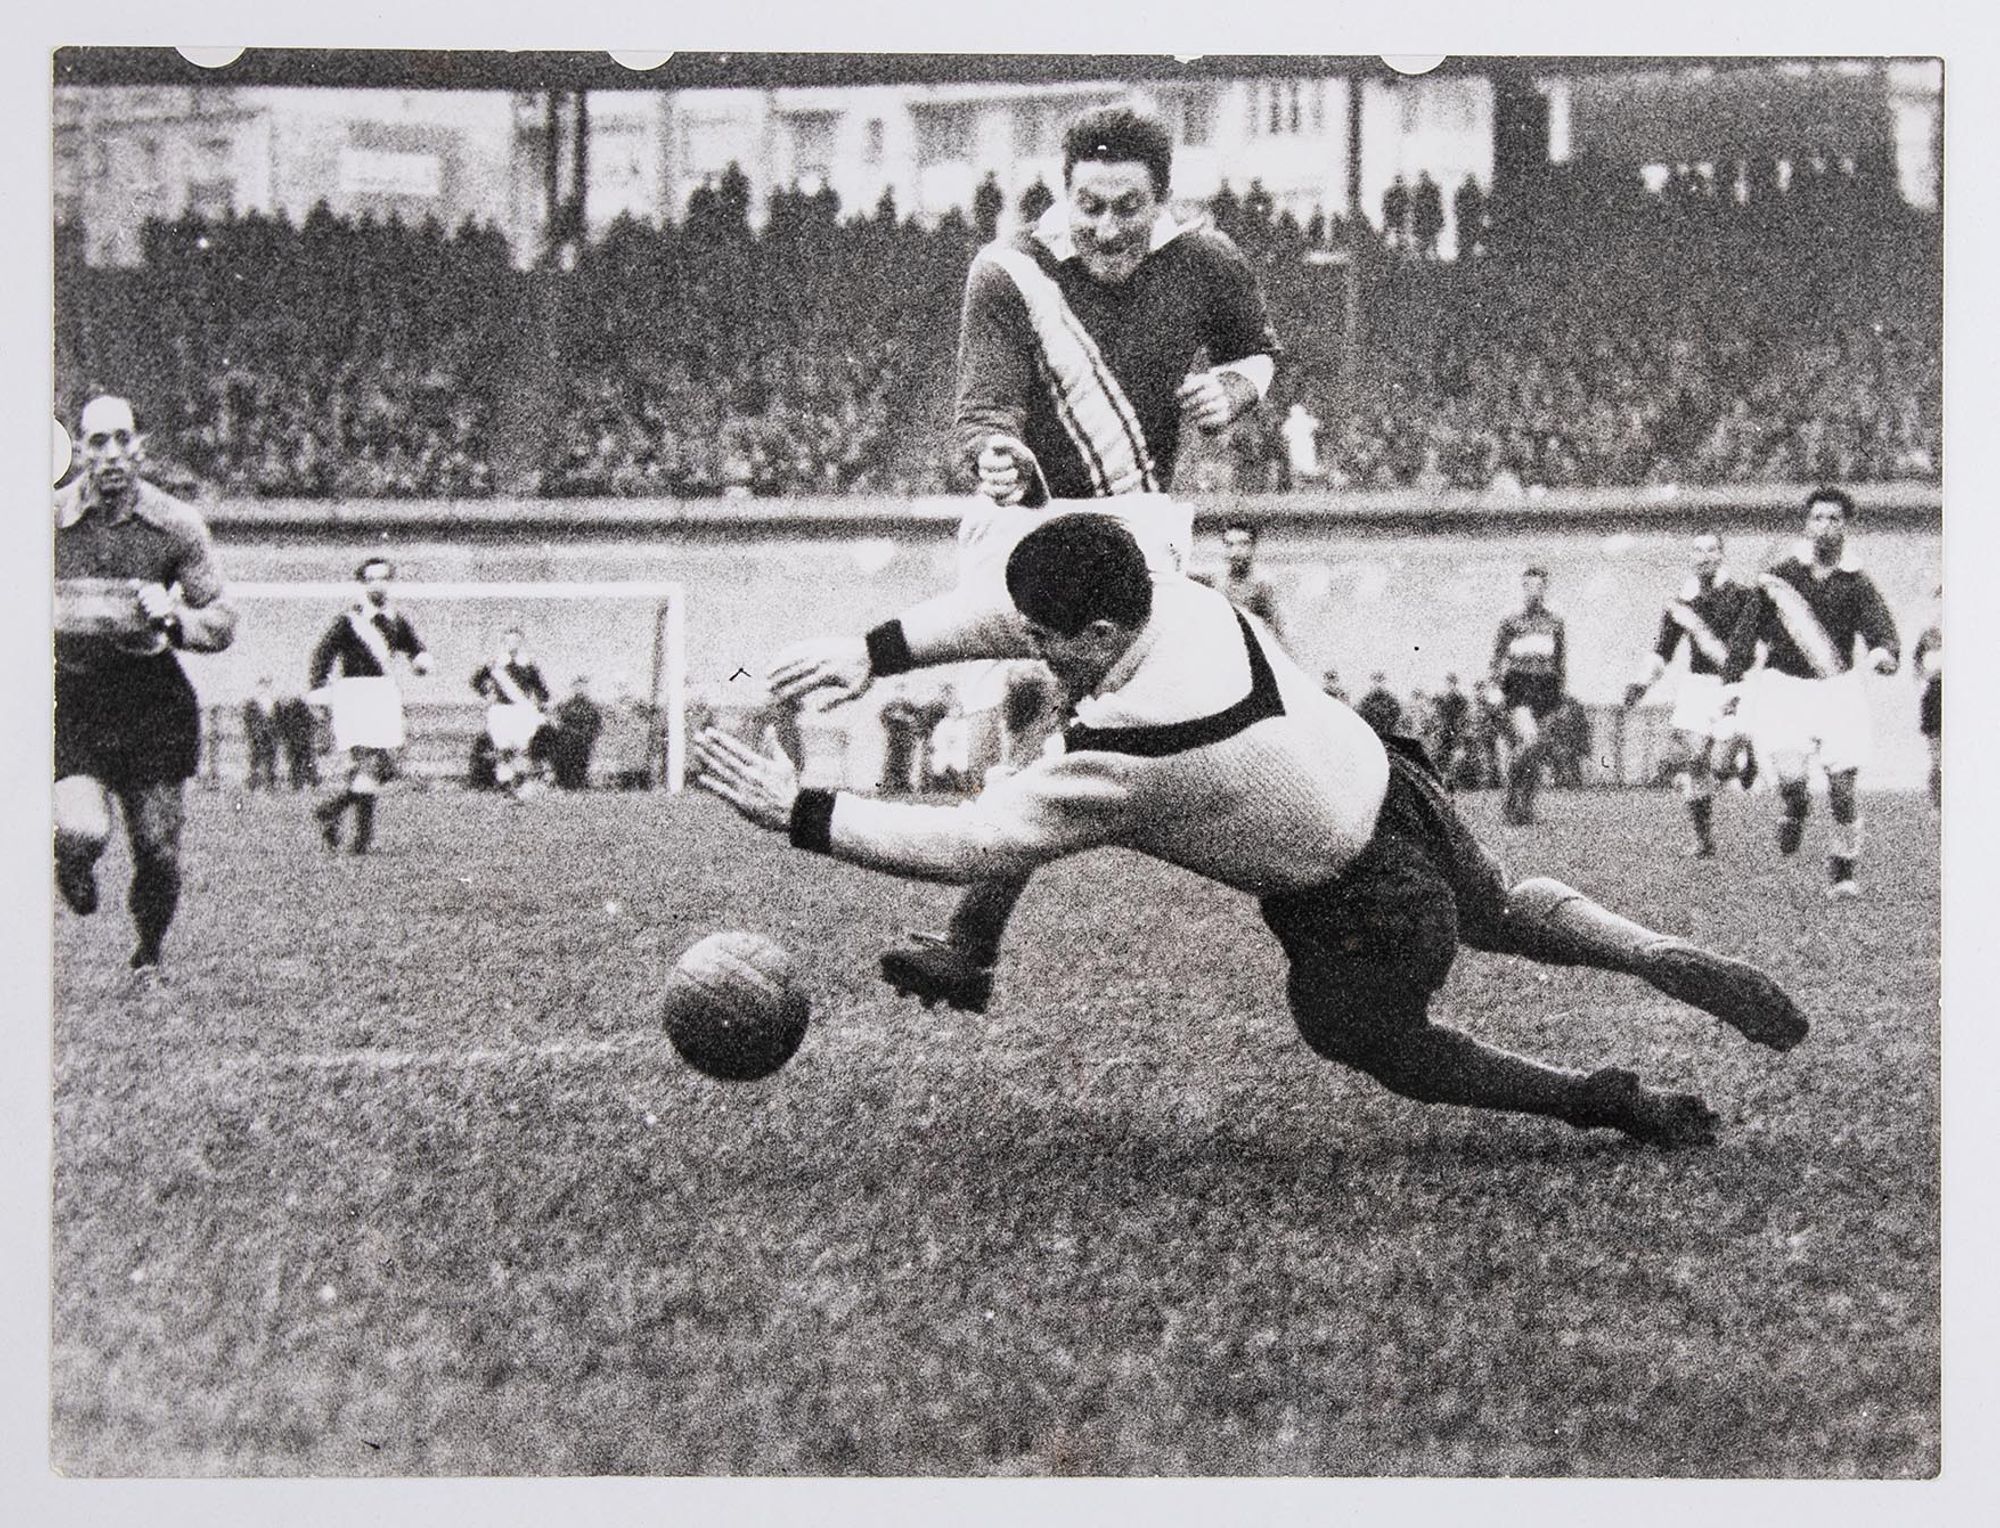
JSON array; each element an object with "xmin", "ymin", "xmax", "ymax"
[{"xmin": 219, "ymin": 580, "xmax": 689, "ymax": 792}]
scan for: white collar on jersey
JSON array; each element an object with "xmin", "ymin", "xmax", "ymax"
[
  {"xmin": 1031, "ymin": 203, "xmax": 1192, "ymax": 265},
  {"xmin": 1788, "ymin": 541, "xmax": 1864, "ymax": 574},
  {"xmin": 1678, "ymin": 567, "xmax": 1737, "ymax": 601}
]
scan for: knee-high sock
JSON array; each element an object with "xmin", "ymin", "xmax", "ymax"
[
  {"xmin": 128, "ymin": 851, "xmax": 181, "ymax": 962},
  {"xmin": 1826, "ymin": 772, "xmax": 1862, "ymax": 860},
  {"xmin": 1780, "ymin": 778, "xmax": 1810, "ymax": 825},
  {"xmin": 946, "ymin": 873, "xmax": 1031, "ymax": 966},
  {"xmin": 351, "ymin": 796, "xmax": 377, "ymax": 852},
  {"xmin": 1479, "ymin": 876, "xmax": 1671, "ymax": 975}
]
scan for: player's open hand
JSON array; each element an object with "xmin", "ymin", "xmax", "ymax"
[
  {"xmin": 768, "ymin": 638, "xmax": 873, "ymax": 707},
  {"xmin": 692, "ymin": 727, "xmax": 800, "ymax": 832},
  {"xmin": 975, "ymin": 434, "xmax": 1038, "ymax": 506},
  {"xmin": 1177, "ymin": 370, "xmax": 1254, "ymax": 434}
]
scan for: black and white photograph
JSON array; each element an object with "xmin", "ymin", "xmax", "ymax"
[{"xmin": 15, "ymin": 7, "xmax": 1989, "ymax": 1516}]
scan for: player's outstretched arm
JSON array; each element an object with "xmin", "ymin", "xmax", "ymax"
[
  {"xmin": 767, "ymin": 638, "xmax": 875, "ymax": 707},
  {"xmin": 692, "ymin": 728, "xmax": 799, "ymax": 833}
]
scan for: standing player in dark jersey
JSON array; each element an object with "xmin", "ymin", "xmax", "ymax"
[
  {"xmin": 1722, "ymin": 488, "xmax": 1900, "ymax": 898},
  {"xmin": 471, "ymin": 625, "xmax": 553, "ymax": 799},
  {"xmin": 1623, "ymin": 532, "xmax": 1757, "ymax": 858},
  {"xmin": 54, "ymin": 395, "xmax": 238, "ymax": 977},
  {"xmin": 767, "ymin": 103, "xmax": 1281, "ymax": 1014},
  {"xmin": 307, "ymin": 558, "xmax": 433, "ymax": 855},
  {"xmin": 1489, "ymin": 566, "xmax": 1567, "ymax": 826}
]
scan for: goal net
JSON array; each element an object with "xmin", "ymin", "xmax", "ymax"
[{"xmin": 204, "ymin": 580, "xmax": 688, "ymax": 791}]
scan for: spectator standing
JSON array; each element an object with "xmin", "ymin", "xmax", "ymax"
[
  {"xmin": 242, "ymin": 678, "xmax": 282, "ymax": 790},
  {"xmin": 1356, "ymin": 672, "xmax": 1405, "ymax": 738},
  {"xmin": 549, "ymin": 677, "xmax": 605, "ymax": 790},
  {"xmin": 1412, "ymin": 173, "xmax": 1445, "ymax": 260}
]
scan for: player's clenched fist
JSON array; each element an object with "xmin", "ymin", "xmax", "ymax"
[
  {"xmin": 976, "ymin": 433, "xmax": 1039, "ymax": 506},
  {"xmin": 1177, "ymin": 370, "xmax": 1255, "ymax": 434}
]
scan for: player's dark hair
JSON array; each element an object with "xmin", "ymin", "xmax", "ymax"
[
  {"xmin": 1007, "ymin": 515, "xmax": 1155, "ymax": 636},
  {"xmin": 356, "ymin": 556, "xmax": 395, "ymax": 581},
  {"xmin": 1805, "ymin": 486, "xmax": 1856, "ymax": 521},
  {"xmin": 1062, "ymin": 105, "xmax": 1173, "ymax": 199},
  {"xmin": 1523, "ymin": 564, "xmax": 1549, "ymax": 580}
]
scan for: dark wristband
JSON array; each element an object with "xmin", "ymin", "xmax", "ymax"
[
  {"xmin": 789, "ymin": 788, "xmax": 837, "ymax": 853},
  {"xmin": 864, "ymin": 620, "xmax": 915, "ymax": 677}
]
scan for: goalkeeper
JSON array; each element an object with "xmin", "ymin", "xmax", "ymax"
[{"xmin": 699, "ymin": 517, "xmax": 1809, "ymax": 1150}]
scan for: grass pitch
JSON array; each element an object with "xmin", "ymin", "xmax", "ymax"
[{"xmin": 51, "ymin": 785, "xmax": 1939, "ymax": 1477}]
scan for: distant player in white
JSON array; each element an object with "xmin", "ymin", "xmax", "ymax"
[
  {"xmin": 1721, "ymin": 488, "xmax": 1899, "ymax": 897},
  {"xmin": 471, "ymin": 625, "xmax": 552, "ymax": 798},
  {"xmin": 1623, "ymin": 532, "xmax": 1757, "ymax": 858},
  {"xmin": 308, "ymin": 557, "xmax": 433, "ymax": 855}
]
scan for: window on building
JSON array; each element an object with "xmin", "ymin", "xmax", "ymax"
[
  {"xmin": 1012, "ymin": 102, "xmax": 1043, "ymax": 158},
  {"xmin": 1287, "ymin": 82, "xmax": 1303, "ymax": 134},
  {"xmin": 864, "ymin": 118, "xmax": 885, "ymax": 165},
  {"xmin": 913, "ymin": 104, "xmax": 974, "ymax": 167},
  {"xmin": 1179, "ymin": 90, "xmax": 1214, "ymax": 147}
]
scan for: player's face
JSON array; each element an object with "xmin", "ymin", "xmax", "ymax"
[
  {"xmin": 1023, "ymin": 616, "xmax": 1132, "ymax": 698},
  {"xmin": 1066, "ymin": 160, "xmax": 1159, "ymax": 285},
  {"xmin": 1223, "ymin": 529, "xmax": 1255, "ymax": 574},
  {"xmin": 1522, "ymin": 573, "xmax": 1547, "ymax": 608},
  {"xmin": 360, "ymin": 567, "xmax": 392, "ymax": 606},
  {"xmin": 1691, "ymin": 535, "xmax": 1723, "ymax": 578},
  {"xmin": 1806, "ymin": 499, "xmax": 1847, "ymax": 559},
  {"xmin": 81, "ymin": 422, "xmax": 141, "ymax": 497}
]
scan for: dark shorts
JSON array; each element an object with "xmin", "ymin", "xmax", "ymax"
[
  {"xmin": 1500, "ymin": 673, "xmax": 1563, "ymax": 720},
  {"xmin": 1259, "ymin": 738, "xmax": 1510, "ymax": 997},
  {"xmin": 1920, "ymin": 677, "xmax": 1941, "ymax": 739},
  {"xmin": 55, "ymin": 654, "xmax": 202, "ymax": 788}
]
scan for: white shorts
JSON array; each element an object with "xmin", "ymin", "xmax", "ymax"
[
  {"xmin": 486, "ymin": 703, "xmax": 546, "ymax": 753},
  {"xmin": 955, "ymin": 494, "xmax": 1195, "ymax": 591},
  {"xmin": 1670, "ymin": 673, "xmax": 1741, "ymax": 740},
  {"xmin": 1751, "ymin": 670, "xmax": 1873, "ymax": 773},
  {"xmin": 326, "ymin": 676, "xmax": 406, "ymax": 752}
]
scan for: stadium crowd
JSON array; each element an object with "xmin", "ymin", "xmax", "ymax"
[{"xmin": 53, "ymin": 150, "xmax": 1938, "ymax": 500}]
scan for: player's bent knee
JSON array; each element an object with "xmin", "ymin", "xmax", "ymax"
[
  {"xmin": 54, "ymin": 778, "xmax": 113, "ymax": 849},
  {"xmin": 1286, "ymin": 961, "xmax": 1432, "ymax": 1072}
]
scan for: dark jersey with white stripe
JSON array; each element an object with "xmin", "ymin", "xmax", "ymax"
[
  {"xmin": 471, "ymin": 658, "xmax": 550, "ymax": 707},
  {"xmin": 1724, "ymin": 556, "xmax": 1899, "ymax": 681},
  {"xmin": 309, "ymin": 607, "xmax": 427, "ymax": 684},
  {"xmin": 1651, "ymin": 576, "xmax": 1755, "ymax": 677},
  {"xmin": 952, "ymin": 221, "xmax": 1279, "ymax": 500}
]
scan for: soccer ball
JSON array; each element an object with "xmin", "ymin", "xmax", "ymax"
[{"xmin": 662, "ymin": 930, "xmax": 811, "ymax": 1082}]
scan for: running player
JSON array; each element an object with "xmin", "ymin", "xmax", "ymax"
[
  {"xmin": 1622, "ymin": 532, "xmax": 1757, "ymax": 857},
  {"xmin": 1198, "ymin": 520, "xmax": 1285, "ymax": 644},
  {"xmin": 1489, "ymin": 565, "xmax": 1567, "ymax": 826},
  {"xmin": 54, "ymin": 395, "xmax": 239, "ymax": 977},
  {"xmin": 307, "ymin": 558, "xmax": 433, "ymax": 855},
  {"xmin": 1722, "ymin": 488, "xmax": 1900, "ymax": 897},
  {"xmin": 698, "ymin": 517, "xmax": 1807, "ymax": 1149},
  {"xmin": 769, "ymin": 102, "xmax": 1281, "ymax": 1013},
  {"xmin": 471, "ymin": 625, "xmax": 553, "ymax": 799}
]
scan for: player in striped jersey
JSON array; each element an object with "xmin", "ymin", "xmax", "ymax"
[
  {"xmin": 54, "ymin": 395, "xmax": 238, "ymax": 977},
  {"xmin": 1623, "ymin": 532, "xmax": 1757, "ymax": 857},
  {"xmin": 770, "ymin": 104, "xmax": 1280, "ymax": 1014},
  {"xmin": 471, "ymin": 626, "xmax": 553, "ymax": 798},
  {"xmin": 307, "ymin": 557, "xmax": 433, "ymax": 855},
  {"xmin": 1722, "ymin": 488, "xmax": 1900, "ymax": 897},
  {"xmin": 1488, "ymin": 566, "xmax": 1568, "ymax": 825},
  {"xmin": 699, "ymin": 517, "xmax": 1808, "ymax": 1150}
]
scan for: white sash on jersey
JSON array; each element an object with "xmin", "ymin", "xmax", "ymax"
[
  {"xmin": 348, "ymin": 608, "xmax": 396, "ymax": 675},
  {"xmin": 1666, "ymin": 600, "xmax": 1730, "ymax": 668},
  {"xmin": 1757, "ymin": 573, "xmax": 1843, "ymax": 678},
  {"xmin": 488, "ymin": 661, "xmax": 538, "ymax": 710},
  {"xmin": 984, "ymin": 246, "xmax": 1161, "ymax": 498}
]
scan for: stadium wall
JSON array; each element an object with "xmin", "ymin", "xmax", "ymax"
[{"xmin": 198, "ymin": 487, "xmax": 1944, "ymax": 789}]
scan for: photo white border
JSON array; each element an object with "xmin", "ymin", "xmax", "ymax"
[{"xmin": 5, "ymin": 2, "xmax": 1991, "ymax": 1524}]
